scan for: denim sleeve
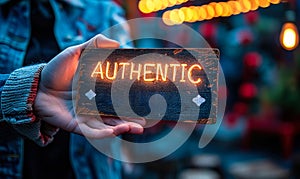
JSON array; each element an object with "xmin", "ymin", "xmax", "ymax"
[{"xmin": 108, "ymin": 1, "xmax": 133, "ymax": 48}]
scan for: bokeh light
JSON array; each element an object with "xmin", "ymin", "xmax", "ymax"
[
  {"xmin": 280, "ymin": 22, "xmax": 299, "ymax": 51},
  {"xmin": 161, "ymin": 0, "xmax": 282, "ymax": 25},
  {"xmin": 258, "ymin": 0, "xmax": 270, "ymax": 8},
  {"xmin": 139, "ymin": 0, "xmax": 189, "ymax": 14}
]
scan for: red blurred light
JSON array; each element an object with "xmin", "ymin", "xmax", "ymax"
[
  {"xmin": 238, "ymin": 30, "xmax": 253, "ymax": 45},
  {"xmin": 200, "ymin": 22, "xmax": 216, "ymax": 38},
  {"xmin": 243, "ymin": 52, "xmax": 262, "ymax": 68},
  {"xmin": 244, "ymin": 11, "xmax": 259, "ymax": 25},
  {"xmin": 239, "ymin": 83, "xmax": 258, "ymax": 98}
]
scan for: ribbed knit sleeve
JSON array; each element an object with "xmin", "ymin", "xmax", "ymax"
[
  {"xmin": 0, "ymin": 74, "xmax": 10, "ymax": 122},
  {"xmin": 1, "ymin": 64, "xmax": 58, "ymax": 146}
]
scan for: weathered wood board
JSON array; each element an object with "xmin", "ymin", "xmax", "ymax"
[{"xmin": 74, "ymin": 48, "xmax": 219, "ymax": 124}]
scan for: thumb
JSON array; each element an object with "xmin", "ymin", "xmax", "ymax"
[
  {"xmin": 40, "ymin": 35, "xmax": 119, "ymax": 91},
  {"xmin": 93, "ymin": 34, "xmax": 120, "ymax": 48},
  {"xmin": 64, "ymin": 34, "xmax": 120, "ymax": 60},
  {"xmin": 81, "ymin": 34, "xmax": 120, "ymax": 49}
]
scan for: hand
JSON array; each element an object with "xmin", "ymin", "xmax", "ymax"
[{"xmin": 34, "ymin": 34, "xmax": 145, "ymax": 138}]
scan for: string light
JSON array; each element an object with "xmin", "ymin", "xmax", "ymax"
[
  {"xmin": 138, "ymin": 0, "xmax": 150, "ymax": 14},
  {"xmin": 190, "ymin": 6, "xmax": 201, "ymax": 22},
  {"xmin": 138, "ymin": 0, "xmax": 189, "ymax": 14},
  {"xmin": 239, "ymin": 0, "xmax": 251, "ymax": 13},
  {"xmin": 169, "ymin": 9, "xmax": 185, "ymax": 24},
  {"xmin": 198, "ymin": 6, "xmax": 208, "ymax": 21},
  {"xmin": 153, "ymin": 0, "xmax": 162, "ymax": 11},
  {"xmin": 268, "ymin": 0, "xmax": 281, "ymax": 4},
  {"xmin": 205, "ymin": 4, "xmax": 215, "ymax": 20},
  {"xmin": 258, "ymin": 0, "xmax": 270, "ymax": 8},
  {"xmin": 249, "ymin": 0, "xmax": 259, "ymax": 11},
  {"xmin": 229, "ymin": 1, "xmax": 242, "ymax": 15},
  {"xmin": 209, "ymin": 2, "xmax": 223, "ymax": 17},
  {"xmin": 161, "ymin": 0, "xmax": 169, "ymax": 9},
  {"xmin": 220, "ymin": 2, "xmax": 232, "ymax": 17},
  {"xmin": 162, "ymin": 10, "xmax": 174, "ymax": 26},
  {"xmin": 162, "ymin": 0, "xmax": 283, "ymax": 25},
  {"xmin": 280, "ymin": 22, "xmax": 299, "ymax": 51},
  {"xmin": 181, "ymin": 7, "xmax": 194, "ymax": 22},
  {"xmin": 168, "ymin": 0, "xmax": 177, "ymax": 7}
]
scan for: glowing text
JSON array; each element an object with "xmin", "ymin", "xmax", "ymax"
[{"xmin": 91, "ymin": 61, "xmax": 202, "ymax": 84}]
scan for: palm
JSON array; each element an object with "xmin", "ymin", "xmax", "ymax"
[{"xmin": 34, "ymin": 35, "xmax": 145, "ymax": 138}]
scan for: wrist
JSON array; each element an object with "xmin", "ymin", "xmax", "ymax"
[
  {"xmin": 1, "ymin": 64, "xmax": 46, "ymax": 123},
  {"xmin": 1, "ymin": 64, "xmax": 58, "ymax": 146}
]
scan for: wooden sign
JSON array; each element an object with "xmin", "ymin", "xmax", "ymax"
[{"xmin": 74, "ymin": 49, "xmax": 219, "ymax": 124}]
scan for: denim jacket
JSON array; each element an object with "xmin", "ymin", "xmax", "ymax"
[{"xmin": 0, "ymin": 0, "xmax": 131, "ymax": 178}]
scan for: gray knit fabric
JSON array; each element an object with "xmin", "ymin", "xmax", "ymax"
[
  {"xmin": 1, "ymin": 64, "xmax": 58, "ymax": 146},
  {"xmin": 0, "ymin": 74, "xmax": 10, "ymax": 122}
]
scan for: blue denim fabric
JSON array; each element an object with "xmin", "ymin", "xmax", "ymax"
[
  {"xmin": 0, "ymin": 135, "xmax": 23, "ymax": 178},
  {"xmin": 70, "ymin": 135, "xmax": 122, "ymax": 179},
  {"xmin": 0, "ymin": 0, "xmax": 131, "ymax": 178},
  {"xmin": 0, "ymin": 1, "xmax": 30, "ymax": 73}
]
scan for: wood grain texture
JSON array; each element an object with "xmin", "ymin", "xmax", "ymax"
[{"xmin": 74, "ymin": 48, "xmax": 219, "ymax": 124}]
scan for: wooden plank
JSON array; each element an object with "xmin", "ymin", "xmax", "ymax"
[{"xmin": 74, "ymin": 48, "xmax": 219, "ymax": 124}]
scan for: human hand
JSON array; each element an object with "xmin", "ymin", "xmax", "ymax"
[{"xmin": 34, "ymin": 34, "xmax": 145, "ymax": 138}]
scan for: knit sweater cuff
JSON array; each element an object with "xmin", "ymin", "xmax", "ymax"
[{"xmin": 1, "ymin": 64, "xmax": 59, "ymax": 146}]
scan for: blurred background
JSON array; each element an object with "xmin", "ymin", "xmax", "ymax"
[{"xmin": 113, "ymin": 0, "xmax": 300, "ymax": 178}]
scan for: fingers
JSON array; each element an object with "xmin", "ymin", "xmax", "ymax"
[
  {"xmin": 125, "ymin": 122, "xmax": 144, "ymax": 134},
  {"xmin": 100, "ymin": 116, "xmax": 145, "ymax": 134},
  {"xmin": 78, "ymin": 122, "xmax": 143, "ymax": 138},
  {"xmin": 102, "ymin": 116, "xmax": 146, "ymax": 127},
  {"xmin": 76, "ymin": 115, "xmax": 144, "ymax": 138},
  {"xmin": 100, "ymin": 116, "xmax": 144, "ymax": 134},
  {"xmin": 112, "ymin": 122, "xmax": 144, "ymax": 135},
  {"xmin": 78, "ymin": 123, "xmax": 143, "ymax": 139},
  {"xmin": 74, "ymin": 116, "xmax": 144, "ymax": 137},
  {"xmin": 119, "ymin": 116, "xmax": 146, "ymax": 127},
  {"xmin": 78, "ymin": 123, "xmax": 115, "ymax": 138},
  {"xmin": 111, "ymin": 123, "xmax": 130, "ymax": 136}
]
